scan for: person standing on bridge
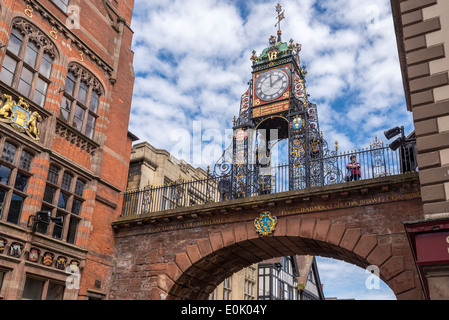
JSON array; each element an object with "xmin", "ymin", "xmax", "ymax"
[{"xmin": 346, "ymin": 155, "xmax": 361, "ymax": 181}]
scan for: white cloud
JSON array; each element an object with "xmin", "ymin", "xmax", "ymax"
[
  {"xmin": 316, "ymin": 257, "xmax": 396, "ymax": 300},
  {"xmin": 129, "ymin": 0, "xmax": 413, "ymax": 169}
]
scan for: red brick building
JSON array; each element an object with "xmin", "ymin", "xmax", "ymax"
[{"xmin": 0, "ymin": 0, "xmax": 136, "ymax": 300}]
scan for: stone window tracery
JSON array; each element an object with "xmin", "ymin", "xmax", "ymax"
[
  {"xmin": 61, "ymin": 63, "xmax": 103, "ymax": 140},
  {"xmin": 0, "ymin": 18, "xmax": 57, "ymax": 107}
]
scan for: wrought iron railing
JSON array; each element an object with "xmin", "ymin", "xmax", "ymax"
[{"xmin": 120, "ymin": 143, "xmax": 417, "ymax": 217}]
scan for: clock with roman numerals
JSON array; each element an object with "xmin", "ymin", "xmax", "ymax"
[{"xmin": 255, "ymin": 69, "xmax": 289, "ymax": 102}]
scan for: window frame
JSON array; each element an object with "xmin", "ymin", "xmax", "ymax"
[
  {"xmin": 40, "ymin": 163, "xmax": 86, "ymax": 245},
  {"xmin": 22, "ymin": 275, "xmax": 65, "ymax": 300},
  {"xmin": 61, "ymin": 65, "xmax": 102, "ymax": 140},
  {"xmin": 0, "ymin": 138, "xmax": 35, "ymax": 225},
  {"xmin": 0, "ymin": 21, "xmax": 57, "ymax": 107}
]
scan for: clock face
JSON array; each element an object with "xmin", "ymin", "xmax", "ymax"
[{"xmin": 255, "ymin": 69, "xmax": 289, "ymax": 102}]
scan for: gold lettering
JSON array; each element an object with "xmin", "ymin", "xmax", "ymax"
[{"xmin": 268, "ymin": 51, "xmax": 278, "ymax": 61}]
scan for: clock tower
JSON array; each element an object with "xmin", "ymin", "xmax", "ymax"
[{"xmin": 215, "ymin": 4, "xmax": 338, "ymax": 198}]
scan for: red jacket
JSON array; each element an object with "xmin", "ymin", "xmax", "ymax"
[{"xmin": 347, "ymin": 162, "xmax": 361, "ymax": 176}]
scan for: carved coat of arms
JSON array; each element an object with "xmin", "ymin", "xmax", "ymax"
[
  {"xmin": 0, "ymin": 94, "xmax": 42, "ymax": 141},
  {"xmin": 254, "ymin": 211, "xmax": 278, "ymax": 236}
]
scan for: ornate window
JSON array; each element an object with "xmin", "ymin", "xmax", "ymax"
[
  {"xmin": 61, "ymin": 63, "xmax": 102, "ymax": 139},
  {"xmin": 0, "ymin": 19, "xmax": 57, "ymax": 107},
  {"xmin": 0, "ymin": 138, "xmax": 35, "ymax": 225},
  {"xmin": 41, "ymin": 163, "xmax": 86, "ymax": 245}
]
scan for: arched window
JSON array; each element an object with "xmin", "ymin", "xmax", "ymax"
[
  {"xmin": 61, "ymin": 63, "xmax": 103, "ymax": 139},
  {"xmin": 41, "ymin": 163, "xmax": 86, "ymax": 244},
  {"xmin": 0, "ymin": 138, "xmax": 35, "ymax": 226},
  {"xmin": 0, "ymin": 19, "xmax": 57, "ymax": 107}
]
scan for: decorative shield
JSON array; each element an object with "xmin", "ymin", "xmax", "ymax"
[
  {"xmin": 28, "ymin": 248, "xmax": 40, "ymax": 262},
  {"xmin": 254, "ymin": 211, "xmax": 278, "ymax": 236},
  {"xmin": 9, "ymin": 242, "xmax": 23, "ymax": 258},
  {"xmin": 0, "ymin": 238, "xmax": 6, "ymax": 254},
  {"xmin": 292, "ymin": 116, "xmax": 303, "ymax": 131},
  {"xmin": 42, "ymin": 252, "xmax": 54, "ymax": 266},
  {"xmin": 56, "ymin": 256, "xmax": 67, "ymax": 270},
  {"xmin": 0, "ymin": 95, "xmax": 42, "ymax": 141}
]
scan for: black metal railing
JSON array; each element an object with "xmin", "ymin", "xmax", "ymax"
[{"xmin": 121, "ymin": 144, "xmax": 417, "ymax": 217}]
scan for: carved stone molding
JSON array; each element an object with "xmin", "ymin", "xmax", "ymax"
[
  {"xmin": 22, "ymin": 0, "xmax": 114, "ymax": 77},
  {"xmin": 55, "ymin": 119, "xmax": 99, "ymax": 155},
  {"xmin": 12, "ymin": 17, "xmax": 57, "ymax": 58},
  {"xmin": 68, "ymin": 63, "xmax": 104, "ymax": 95}
]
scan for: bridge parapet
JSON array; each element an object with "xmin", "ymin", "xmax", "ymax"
[{"xmin": 120, "ymin": 145, "xmax": 417, "ymax": 219}]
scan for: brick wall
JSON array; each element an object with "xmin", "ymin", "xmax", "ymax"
[
  {"xmin": 0, "ymin": 0, "xmax": 135, "ymax": 300},
  {"xmin": 391, "ymin": 0, "xmax": 449, "ymax": 219}
]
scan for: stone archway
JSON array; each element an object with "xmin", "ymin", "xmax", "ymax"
[
  {"xmin": 110, "ymin": 174, "xmax": 425, "ymax": 300},
  {"xmin": 164, "ymin": 216, "xmax": 423, "ymax": 300}
]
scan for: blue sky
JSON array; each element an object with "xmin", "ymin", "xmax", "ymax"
[{"xmin": 129, "ymin": 0, "xmax": 410, "ymax": 300}]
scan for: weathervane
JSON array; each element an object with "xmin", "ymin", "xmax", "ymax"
[{"xmin": 275, "ymin": 3, "xmax": 285, "ymax": 42}]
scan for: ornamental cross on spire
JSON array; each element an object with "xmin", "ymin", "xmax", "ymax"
[{"xmin": 275, "ymin": 3, "xmax": 285, "ymax": 42}]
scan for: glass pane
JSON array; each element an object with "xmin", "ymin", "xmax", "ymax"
[
  {"xmin": 58, "ymin": 192, "xmax": 69, "ymax": 210},
  {"xmin": 40, "ymin": 53, "xmax": 53, "ymax": 78},
  {"xmin": 60, "ymin": 96, "xmax": 72, "ymax": 121},
  {"xmin": 89, "ymin": 91, "xmax": 99, "ymax": 113},
  {"xmin": 54, "ymin": 0, "xmax": 69, "ymax": 13},
  {"xmin": 73, "ymin": 105, "xmax": 84, "ymax": 131},
  {"xmin": 71, "ymin": 198, "xmax": 82, "ymax": 215},
  {"xmin": 7, "ymin": 29, "xmax": 23, "ymax": 56},
  {"xmin": 61, "ymin": 172, "xmax": 73, "ymax": 191},
  {"xmin": 52, "ymin": 212, "xmax": 64, "ymax": 239},
  {"xmin": 46, "ymin": 283, "xmax": 64, "ymax": 300},
  {"xmin": 0, "ymin": 189, "xmax": 6, "ymax": 218},
  {"xmin": 14, "ymin": 173, "xmax": 29, "ymax": 192},
  {"xmin": 65, "ymin": 72, "xmax": 76, "ymax": 96},
  {"xmin": 78, "ymin": 81, "xmax": 88, "ymax": 105},
  {"xmin": 2, "ymin": 142, "xmax": 17, "ymax": 164},
  {"xmin": 18, "ymin": 67, "xmax": 34, "ymax": 97},
  {"xmin": 0, "ymin": 165, "xmax": 12, "ymax": 185},
  {"xmin": 67, "ymin": 218, "xmax": 79, "ymax": 244},
  {"xmin": 43, "ymin": 185, "xmax": 56, "ymax": 204},
  {"xmin": 19, "ymin": 151, "xmax": 34, "ymax": 171},
  {"xmin": 0, "ymin": 271, "xmax": 4, "ymax": 292},
  {"xmin": 33, "ymin": 78, "xmax": 48, "ymax": 106},
  {"xmin": 7, "ymin": 193, "xmax": 24, "ymax": 225},
  {"xmin": 24, "ymin": 41, "xmax": 39, "ymax": 68},
  {"xmin": 85, "ymin": 114, "xmax": 95, "ymax": 139},
  {"xmin": 22, "ymin": 277, "xmax": 44, "ymax": 300},
  {"xmin": 75, "ymin": 180, "xmax": 85, "ymax": 197},
  {"xmin": 47, "ymin": 165, "xmax": 60, "ymax": 184},
  {"xmin": 0, "ymin": 55, "xmax": 17, "ymax": 86}
]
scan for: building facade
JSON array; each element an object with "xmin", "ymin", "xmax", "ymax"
[
  {"xmin": 390, "ymin": 0, "xmax": 449, "ymax": 300},
  {"xmin": 0, "ymin": 0, "xmax": 136, "ymax": 300},
  {"xmin": 209, "ymin": 255, "xmax": 324, "ymax": 301}
]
